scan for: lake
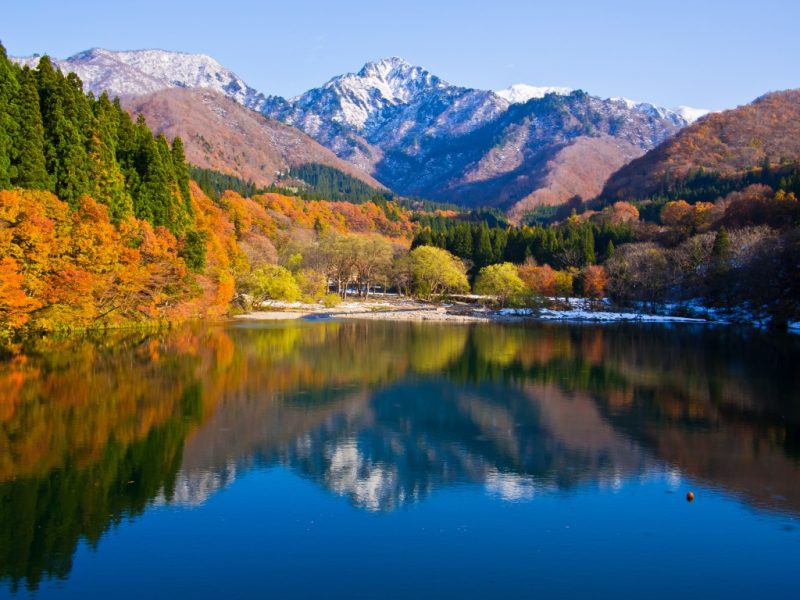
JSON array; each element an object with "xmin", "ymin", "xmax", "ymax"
[{"xmin": 1, "ymin": 320, "xmax": 799, "ymax": 598}]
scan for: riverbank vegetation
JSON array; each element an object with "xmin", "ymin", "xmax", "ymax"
[{"xmin": 1, "ymin": 41, "xmax": 799, "ymax": 342}]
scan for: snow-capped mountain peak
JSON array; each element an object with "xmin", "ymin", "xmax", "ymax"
[
  {"xmin": 287, "ymin": 57, "xmax": 452, "ymax": 132},
  {"xmin": 496, "ymin": 83, "xmax": 573, "ymax": 104},
  {"xmin": 12, "ymin": 47, "xmax": 267, "ymax": 108},
  {"xmin": 357, "ymin": 56, "xmax": 413, "ymax": 78},
  {"xmin": 339, "ymin": 56, "xmax": 445, "ymax": 104}
]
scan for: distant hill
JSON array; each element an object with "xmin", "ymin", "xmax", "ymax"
[
  {"xmin": 600, "ymin": 89, "xmax": 800, "ymax": 202},
  {"xmin": 121, "ymin": 88, "xmax": 384, "ymax": 190}
]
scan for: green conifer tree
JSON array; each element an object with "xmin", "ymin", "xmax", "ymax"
[
  {"xmin": 0, "ymin": 43, "xmax": 19, "ymax": 188},
  {"xmin": 12, "ymin": 68, "xmax": 50, "ymax": 190},
  {"xmin": 710, "ymin": 227, "xmax": 732, "ymax": 307},
  {"xmin": 88, "ymin": 92, "xmax": 132, "ymax": 221},
  {"xmin": 473, "ymin": 224, "xmax": 494, "ymax": 268},
  {"xmin": 605, "ymin": 239, "xmax": 615, "ymax": 260},
  {"xmin": 170, "ymin": 136, "xmax": 192, "ymax": 212},
  {"xmin": 582, "ymin": 227, "xmax": 596, "ymax": 265},
  {"xmin": 36, "ymin": 56, "xmax": 91, "ymax": 207}
]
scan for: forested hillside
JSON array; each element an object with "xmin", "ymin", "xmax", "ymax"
[
  {"xmin": 0, "ymin": 44, "xmax": 414, "ymax": 341},
  {"xmin": 601, "ymin": 90, "xmax": 800, "ymax": 205}
]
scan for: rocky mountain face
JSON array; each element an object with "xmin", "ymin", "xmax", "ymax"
[
  {"xmin": 260, "ymin": 57, "xmax": 510, "ymax": 174},
  {"xmin": 601, "ymin": 89, "xmax": 800, "ymax": 201},
  {"xmin": 14, "ymin": 48, "xmax": 708, "ymax": 216}
]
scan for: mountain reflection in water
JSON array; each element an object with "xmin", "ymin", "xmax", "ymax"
[{"xmin": 0, "ymin": 320, "xmax": 798, "ymax": 591}]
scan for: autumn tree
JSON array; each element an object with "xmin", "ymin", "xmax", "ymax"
[
  {"xmin": 577, "ymin": 265, "xmax": 609, "ymax": 299},
  {"xmin": 352, "ymin": 235, "xmax": 393, "ymax": 296},
  {"xmin": 409, "ymin": 246, "xmax": 469, "ymax": 299},
  {"xmin": 245, "ymin": 265, "xmax": 301, "ymax": 305},
  {"xmin": 518, "ymin": 263, "xmax": 557, "ymax": 297},
  {"xmin": 0, "ymin": 257, "xmax": 39, "ymax": 339},
  {"xmin": 474, "ymin": 262, "xmax": 527, "ymax": 306}
]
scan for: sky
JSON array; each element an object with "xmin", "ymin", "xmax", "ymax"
[{"xmin": 3, "ymin": 0, "xmax": 799, "ymax": 110}]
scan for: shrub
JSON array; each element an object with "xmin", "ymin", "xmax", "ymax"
[
  {"xmin": 474, "ymin": 263, "xmax": 527, "ymax": 306},
  {"xmin": 246, "ymin": 265, "xmax": 301, "ymax": 304},
  {"xmin": 322, "ymin": 293, "xmax": 342, "ymax": 308}
]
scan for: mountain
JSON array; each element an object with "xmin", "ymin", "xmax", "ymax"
[
  {"xmin": 262, "ymin": 58, "xmax": 697, "ymax": 217},
  {"xmin": 261, "ymin": 57, "xmax": 510, "ymax": 173},
  {"xmin": 15, "ymin": 48, "xmax": 268, "ymax": 108},
  {"xmin": 600, "ymin": 89, "xmax": 800, "ymax": 201},
  {"xmin": 14, "ymin": 48, "xmax": 706, "ymax": 215},
  {"xmin": 371, "ymin": 90, "xmax": 687, "ymax": 219},
  {"xmin": 122, "ymin": 88, "xmax": 384, "ymax": 189}
]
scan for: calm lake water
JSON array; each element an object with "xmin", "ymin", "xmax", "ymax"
[{"xmin": 1, "ymin": 320, "xmax": 799, "ymax": 598}]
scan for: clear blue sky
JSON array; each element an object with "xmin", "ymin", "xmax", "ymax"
[{"xmin": 3, "ymin": 0, "xmax": 798, "ymax": 110}]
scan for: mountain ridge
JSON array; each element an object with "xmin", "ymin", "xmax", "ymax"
[{"xmin": 13, "ymin": 47, "xmax": 709, "ymax": 214}]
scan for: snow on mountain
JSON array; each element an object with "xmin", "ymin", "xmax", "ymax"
[
  {"xmin": 673, "ymin": 105, "xmax": 711, "ymax": 124},
  {"xmin": 283, "ymin": 57, "xmax": 450, "ymax": 132},
  {"xmin": 13, "ymin": 48, "xmax": 268, "ymax": 108},
  {"xmin": 261, "ymin": 56, "xmax": 510, "ymax": 170},
  {"xmin": 496, "ymin": 84, "xmax": 572, "ymax": 104},
  {"xmin": 609, "ymin": 97, "xmax": 710, "ymax": 125}
]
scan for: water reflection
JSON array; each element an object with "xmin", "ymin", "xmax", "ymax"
[{"xmin": 1, "ymin": 321, "xmax": 799, "ymax": 590}]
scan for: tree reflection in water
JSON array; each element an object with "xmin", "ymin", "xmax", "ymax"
[{"xmin": 1, "ymin": 321, "xmax": 798, "ymax": 590}]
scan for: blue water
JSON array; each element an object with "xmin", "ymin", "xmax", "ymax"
[
  {"xmin": 1, "ymin": 321, "xmax": 799, "ymax": 598},
  {"xmin": 41, "ymin": 471, "xmax": 798, "ymax": 600}
]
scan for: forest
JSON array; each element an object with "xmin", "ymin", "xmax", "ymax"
[{"xmin": 1, "ymin": 39, "xmax": 800, "ymax": 341}]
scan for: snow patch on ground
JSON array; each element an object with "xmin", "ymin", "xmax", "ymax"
[{"xmin": 498, "ymin": 307, "xmax": 705, "ymax": 323}]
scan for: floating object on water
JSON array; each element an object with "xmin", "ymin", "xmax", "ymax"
[{"xmin": 686, "ymin": 491, "xmax": 695, "ymax": 502}]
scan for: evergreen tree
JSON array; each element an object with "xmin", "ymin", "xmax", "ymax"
[
  {"xmin": 36, "ymin": 56, "xmax": 91, "ymax": 207},
  {"xmin": 88, "ymin": 92, "xmax": 132, "ymax": 221},
  {"xmin": 452, "ymin": 224, "xmax": 472, "ymax": 257},
  {"xmin": 0, "ymin": 43, "xmax": 19, "ymax": 188},
  {"xmin": 605, "ymin": 239, "xmax": 615, "ymax": 260},
  {"xmin": 490, "ymin": 228, "xmax": 508, "ymax": 263},
  {"xmin": 411, "ymin": 228, "xmax": 434, "ymax": 249},
  {"xmin": 709, "ymin": 227, "xmax": 732, "ymax": 307},
  {"xmin": 473, "ymin": 224, "xmax": 494, "ymax": 269},
  {"xmin": 582, "ymin": 227, "xmax": 596, "ymax": 265},
  {"xmin": 131, "ymin": 120, "xmax": 180, "ymax": 230},
  {"xmin": 712, "ymin": 227, "xmax": 731, "ymax": 265},
  {"xmin": 170, "ymin": 136, "xmax": 192, "ymax": 211},
  {"xmin": 12, "ymin": 68, "xmax": 50, "ymax": 190}
]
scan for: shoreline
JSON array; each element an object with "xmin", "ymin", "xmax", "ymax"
[{"xmin": 233, "ymin": 298, "xmax": 711, "ymax": 325}]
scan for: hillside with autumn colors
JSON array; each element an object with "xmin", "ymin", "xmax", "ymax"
[
  {"xmin": 600, "ymin": 89, "xmax": 800, "ymax": 203},
  {"xmin": 0, "ymin": 41, "xmax": 417, "ymax": 340}
]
